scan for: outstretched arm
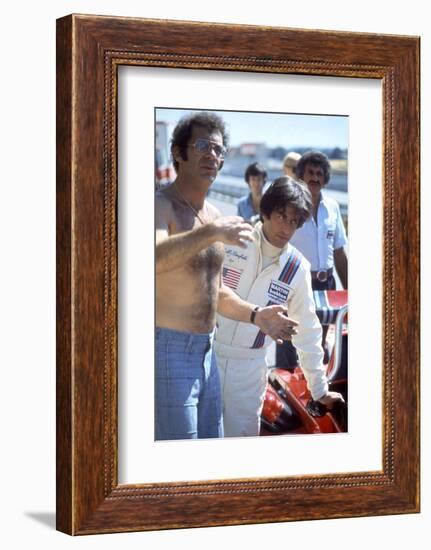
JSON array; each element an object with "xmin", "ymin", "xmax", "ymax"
[
  {"xmin": 288, "ymin": 268, "xmax": 344, "ymax": 407},
  {"xmin": 217, "ymin": 283, "xmax": 298, "ymax": 344}
]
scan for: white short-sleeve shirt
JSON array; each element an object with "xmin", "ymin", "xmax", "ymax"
[{"xmin": 289, "ymin": 193, "xmax": 347, "ymax": 271}]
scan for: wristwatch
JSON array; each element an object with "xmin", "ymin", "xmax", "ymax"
[{"xmin": 250, "ymin": 306, "xmax": 261, "ymax": 324}]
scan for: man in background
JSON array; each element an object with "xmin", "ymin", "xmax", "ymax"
[
  {"xmin": 290, "ymin": 150, "xmax": 348, "ymax": 358},
  {"xmin": 237, "ymin": 161, "xmax": 267, "ymax": 222},
  {"xmin": 282, "ymin": 151, "xmax": 301, "ymax": 179},
  {"xmin": 290, "ymin": 150, "xmax": 348, "ymax": 290}
]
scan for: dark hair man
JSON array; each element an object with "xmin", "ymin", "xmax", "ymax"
[
  {"xmin": 215, "ymin": 177, "xmax": 344, "ymax": 437},
  {"xmin": 289, "ymin": 150, "xmax": 348, "ymax": 361},
  {"xmin": 237, "ymin": 162, "xmax": 268, "ymax": 221},
  {"xmin": 291, "ymin": 151, "xmax": 348, "ymax": 290},
  {"xmin": 155, "ymin": 112, "xmax": 298, "ymax": 441}
]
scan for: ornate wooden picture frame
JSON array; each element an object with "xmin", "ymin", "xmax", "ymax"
[{"xmin": 56, "ymin": 14, "xmax": 420, "ymax": 535}]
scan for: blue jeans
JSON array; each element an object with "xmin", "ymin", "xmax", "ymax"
[{"xmin": 155, "ymin": 327, "xmax": 223, "ymax": 440}]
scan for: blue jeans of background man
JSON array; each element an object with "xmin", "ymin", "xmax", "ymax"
[{"xmin": 155, "ymin": 327, "xmax": 223, "ymax": 440}]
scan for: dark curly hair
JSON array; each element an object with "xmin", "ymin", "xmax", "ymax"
[
  {"xmin": 296, "ymin": 150, "xmax": 331, "ymax": 185},
  {"xmin": 170, "ymin": 111, "xmax": 229, "ymax": 172},
  {"xmin": 260, "ymin": 176, "xmax": 312, "ymax": 229}
]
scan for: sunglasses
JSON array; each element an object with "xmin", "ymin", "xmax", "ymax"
[{"xmin": 190, "ymin": 138, "xmax": 227, "ymax": 158}]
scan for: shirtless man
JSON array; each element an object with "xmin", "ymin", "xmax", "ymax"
[{"xmin": 155, "ymin": 112, "xmax": 297, "ymax": 440}]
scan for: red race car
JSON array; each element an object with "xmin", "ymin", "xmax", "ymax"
[{"xmin": 261, "ymin": 290, "xmax": 348, "ymax": 436}]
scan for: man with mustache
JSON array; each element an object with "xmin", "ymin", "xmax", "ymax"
[
  {"xmin": 290, "ymin": 151, "xmax": 348, "ymax": 357},
  {"xmin": 155, "ymin": 112, "xmax": 298, "ymax": 441},
  {"xmin": 290, "ymin": 151, "xmax": 348, "ymax": 291}
]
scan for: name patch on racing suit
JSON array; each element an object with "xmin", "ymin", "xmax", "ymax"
[{"xmin": 225, "ymin": 248, "xmax": 248, "ymax": 262}]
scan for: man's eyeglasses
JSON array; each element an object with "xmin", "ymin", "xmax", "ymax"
[{"xmin": 190, "ymin": 138, "xmax": 227, "ymax": 158}]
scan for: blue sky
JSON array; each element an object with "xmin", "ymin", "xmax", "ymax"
[{"xmin": 156, "ymin": 107, "xmax": 348, "ymax": 150}]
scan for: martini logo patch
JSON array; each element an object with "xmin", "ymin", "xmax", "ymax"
[{"xmin": 267, "ymin": 279, "xmax": 291, "ymax": 304}]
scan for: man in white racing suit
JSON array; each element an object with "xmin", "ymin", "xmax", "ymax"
[{"xmin": 215, "ymin": 177, "xmax": 344, "ymax": 437}]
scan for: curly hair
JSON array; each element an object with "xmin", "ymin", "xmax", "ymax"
[
  {"xmin": 170, "ymin": 111, "xmax": 229, "ymax": 172},
  {"xmin": 260, "ymin": 176, "xmax": 312, "ymax": 229},
  {"xmin": 295, "ymin": 150, "xmax": 331, "ymax": 185}
]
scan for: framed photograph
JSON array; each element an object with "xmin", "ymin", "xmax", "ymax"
[{"xmin": 56, "ymin": 14, "xmax": 420, "ymax": 535}]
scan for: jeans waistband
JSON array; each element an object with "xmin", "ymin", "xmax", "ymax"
[{"xmin": 156, "ymin": 326, "xmax": 215, "ymax": 352}]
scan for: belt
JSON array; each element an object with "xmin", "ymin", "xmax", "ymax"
[{"xmin": 311, "ymin": 268, "xmax": 333, "ymax": 282}]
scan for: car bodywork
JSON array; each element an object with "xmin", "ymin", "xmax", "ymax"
[{"xmin": 261, "ymin": 290, "xmax": 348, "ymax": 435}]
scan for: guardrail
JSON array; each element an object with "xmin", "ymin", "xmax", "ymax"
[{"xmin": 210, "ymin": 175, "xmax": 347, "ymax": 219}]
